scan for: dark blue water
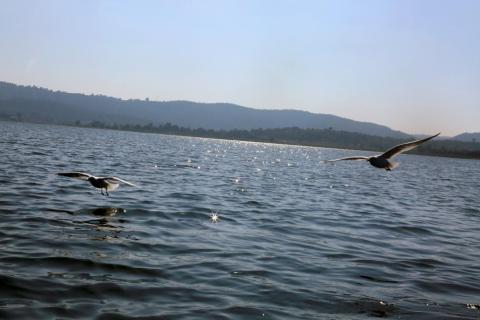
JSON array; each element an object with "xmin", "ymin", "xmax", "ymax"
[{"xmin": 1, "ymin": 121, "xmax": 479, "ymax": 319}]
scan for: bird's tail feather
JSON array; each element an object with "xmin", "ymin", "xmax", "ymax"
[{"xmin": 388, "ymin": 161, "xmax": 399, "ymax": 170}]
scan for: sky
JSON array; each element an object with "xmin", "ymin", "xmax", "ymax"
[{"xmin": 1, "ymin": 0, "xmax": 479, "ymax": 136}]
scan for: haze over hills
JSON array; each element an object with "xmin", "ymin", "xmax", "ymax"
[
  {"xmin": 0, "ymin": 81, "xmax": 411, "ymax": 138},
  {"xmin": 451, "ymin": 132, "xmax": 480, "ymax": 142}
]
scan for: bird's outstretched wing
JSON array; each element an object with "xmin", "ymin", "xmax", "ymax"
[
  {"xmin": 380, "ymin": 133, "xmax": 440, "ymax": 159},
  {"xmin": 325, "ymin": 156, "xmax": 369, "ymax": 162},
  {"xmin": 57, "ymin": 172, "xmax": 94, "ymax": 180},
  {"xmin": 104, "ymin": 177, "xmax": 137, "ymax": 187}
]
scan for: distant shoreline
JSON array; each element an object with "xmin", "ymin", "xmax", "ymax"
[{"xmin": 4, "ymin": 119, "xmax": 479, "ymax": 160}]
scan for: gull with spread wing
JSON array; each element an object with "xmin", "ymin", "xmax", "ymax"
[
  {"xmin": 326, "ymin": 133, "xmax": 440, "ymax": 170},
  {"xmin": 57, "ymin": 172, "xmax": 137, "ymax": 196}
]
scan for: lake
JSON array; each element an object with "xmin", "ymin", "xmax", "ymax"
[{"xmin": 1, "ymin": 121, "xmax": 479, "ymax": 319}]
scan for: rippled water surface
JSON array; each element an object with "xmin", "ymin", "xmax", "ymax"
[{"xmin": 1, "ymin": 121, "xmax": 480, "ymax": 319}]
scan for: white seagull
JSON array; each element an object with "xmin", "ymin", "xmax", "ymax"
[
  {"xmin": 326, "ymin": 133, "xmax": 440, "ymax": 170},
  {"xmin": 57, "ymin": 172, "xmax": 137, "ymax": 196}
]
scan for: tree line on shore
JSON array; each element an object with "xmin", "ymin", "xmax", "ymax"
[{"xmin": 74, "ymin": 120, "xmax": 480, "ymax": 159}]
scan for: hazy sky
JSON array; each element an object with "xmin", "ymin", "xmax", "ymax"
[{"xmin": 1, "ymin": 0, "xmax": 479, "ymax": 135}]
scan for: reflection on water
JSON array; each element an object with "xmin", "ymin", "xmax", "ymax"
[
  {"xmin": 47, "ymin": 207, "xmax": 126, "ymax": 217},
  {"xmin": 45, "ymin": 207, "xmax": 126, "ymax": 239},
  {"xmin": 89, "ymin": 207, "xmax": 126, "ymax": 217},
  {"xmin": 1, "ymin": 122, "xmax": 480, "ymax": 319}
]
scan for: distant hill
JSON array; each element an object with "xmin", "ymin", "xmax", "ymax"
[
  {"xmin": 452, "ymin": 132, "xmax": 480, "ymax": 142},
  {"xmin": 0, "ymin": 81, "xmax": 410, "ymax": 138}
]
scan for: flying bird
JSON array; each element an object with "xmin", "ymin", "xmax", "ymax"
[
  {"xmin": 57, "ymin": 172, "xmax": 137, "ymax": 196},
  {"xmin": 326, "ymin": 133, "xmax": 440, "ymax": 170}
]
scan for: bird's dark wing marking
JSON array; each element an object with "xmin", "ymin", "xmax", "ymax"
[
  {"xmin": 380, "ymin": 133, "xmax": 440, "ymax": 159},
  {"xmin": 57, "ymin": 172, "xmax": 94, "ymax": 180},
  {"xmin": 325, "ymin": 156, "xmax": 369, "ymax": 162}
]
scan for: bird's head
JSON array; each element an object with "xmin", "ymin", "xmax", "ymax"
[
  {"xmin": 87, "ymin": 177, "xmax": 95, "ymax": 182},
  {"xmin": 367, "ymin": 157, "xmax": 374, "ymax": 163}
]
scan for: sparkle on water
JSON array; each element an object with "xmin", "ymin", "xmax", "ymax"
[{"xmin": 210, "ymin": 212, "xmax": 220, "ymax": 223}]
